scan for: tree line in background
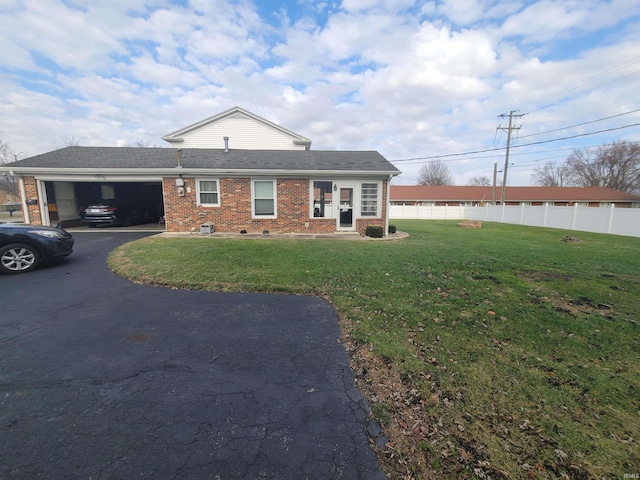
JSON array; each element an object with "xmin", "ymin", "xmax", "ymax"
[
  {"xmin": 531, "ymin": 140, "xmax": 639, "ymax": 194},
  {"xmin": 417, "ymin": 140, "xmax": 639, "ymax": 195},
  {"xmin": 0, "ymin": 140, "xmax": 20, "ymax": 199}
]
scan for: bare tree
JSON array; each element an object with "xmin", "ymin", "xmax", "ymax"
[
  {"xmin": 531, "ymin": 162, "xmax": 574, "ymax": 187},
  {"xmin": 60, "ymin": 135, "xmax": 80, "ymax": 147},
  {"xmin": 0, "ymin": 140, "xmax": 20, "ymax": 198},
  {"xmin": 467, "ymin": 175, "xmax": 491, "ymax": 186},
  {"xmin": 417, "ymin": 160, "xmax": 454, "ymax": 186},
  {"xmin": 129, "ymin": 140, "xmax": 151, "ymax": 147},
  {"xmin": 567, "ymin": 140, "xmax": 639, "ymax": 194}
]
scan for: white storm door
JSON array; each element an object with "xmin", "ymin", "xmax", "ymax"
[{"xmin": 337, "ymin": 187, "xmax": 355, "ymax": 230}]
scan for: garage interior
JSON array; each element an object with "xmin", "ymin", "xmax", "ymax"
[{"xmin": 44, "ymin": 181, "xmax": 164, "ymax": 229}]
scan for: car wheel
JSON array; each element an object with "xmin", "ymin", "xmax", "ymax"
[{"xmin": 0, "ymin": 243, "xmax": 42, "ymax": 274}]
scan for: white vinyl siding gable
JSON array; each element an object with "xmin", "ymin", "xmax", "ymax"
[{"xmin": 176, "ymin": 114, "xmax": 307, "ymax": 150}]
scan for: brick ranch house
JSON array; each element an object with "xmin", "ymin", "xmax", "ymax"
[{"xmin": 1, "ymin": 107, "xmax": 400, "ymax": 236}]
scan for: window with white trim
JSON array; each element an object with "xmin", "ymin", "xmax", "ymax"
[
  {"xmin": 197, "ymin": 179, "xmax": 219, "ymax": 206},
  {"xmin": 360, "ymin": 182, "xmax": 379, "ymax": 217},
  {"xmin": 312, "ymin": 181, "xmax": 334, "ymax": 218},
  {"xmin": 253, "ymin": 180, "xmax": 276, "ymax": 217}
]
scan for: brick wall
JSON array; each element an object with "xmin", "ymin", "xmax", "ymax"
[
  {"xmin": 21, "ymin": 177, "xmax": 42, "ymax": 224},
  {"xmin": 163, "ymin": 177, "xmax": 389, "ymax": 235}
]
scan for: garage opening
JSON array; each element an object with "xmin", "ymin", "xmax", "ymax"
[{"xmin": 44, "ymin": 181, "xmax": 164, "ymax": 229}]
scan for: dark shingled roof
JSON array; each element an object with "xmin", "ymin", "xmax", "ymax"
[{"xmin": 7, "ymin": 146, "xmax": 400, "ymax": 173}]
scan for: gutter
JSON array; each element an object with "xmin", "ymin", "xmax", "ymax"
[
  {"xmin": 1, "ymin": 167, "xmax": 401, "ymax": 178},
  {"xmin": 160, "ymin": 136, "xmax": 184, "ymax": 143},
  {"xmin": 386, "ymin": 175, "xmax": 393, "ymax": 237}
]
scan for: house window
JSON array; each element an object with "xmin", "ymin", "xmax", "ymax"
[
  {"xmin": 312, "ymin": 181, "xmax": 333, "ymax": 218},
  {"xmin": 101, "ymin": 184, "xmax": 115, "ymax": 200},
  {"xmin": 197, "ymin": 179, "xmax": 219, "ymax": 206},
  {"xmin": 360, "ymin": 182, "xmax": 379, "ymax": 217},
  {"xmin": 253, "ymin": 179, "xmax": 276, "ymax": 217}
]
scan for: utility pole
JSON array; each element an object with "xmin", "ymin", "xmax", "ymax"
[
  {"xmin": 492, "ymin": 163, "xmax": 497, "ymax": 205},
  {"xmin": 497, "ymin": 110, "xmax": 525, "ymax": 205}
]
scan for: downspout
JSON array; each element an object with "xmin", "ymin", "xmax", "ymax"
[
  {"xmin": 18, "ymin": 177, "xmax": 30, "ymax": 224},
  {"xmin": 385, "ymin": 175, "xmax": 392, "ymax": 237}
]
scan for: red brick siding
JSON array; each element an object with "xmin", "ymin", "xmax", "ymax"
[
  {"xmin": 21, "ymin": 177, "xmax": 43, "ymax": 225},
  {"xmin": 163, "ymin": 177, "xmax": 389, "ymax": 235},
  {"xmin": 355, "ymin": 179, "xmax": 389, "ymax": 236}
]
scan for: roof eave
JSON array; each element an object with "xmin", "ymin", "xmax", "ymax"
[
  {"xmin": 161, "ymin": 136, "xmax": 184, "ymax": 143},
  {"xmin": 2, "ymin": 166, "xmax": 400, "ymax": 178}
]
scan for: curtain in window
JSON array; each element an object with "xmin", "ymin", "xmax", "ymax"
[{"xmin": 254, "ymin": 181, "xmax": 274, "ymax": 215}]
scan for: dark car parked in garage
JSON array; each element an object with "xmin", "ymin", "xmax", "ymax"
[
  {"xmin": 80, "ymin": 200, "xmax": 159, "ymax": 227},
  {"xmin": 0, "ymin": 223, "xmax": 74, "ymax": 274}
]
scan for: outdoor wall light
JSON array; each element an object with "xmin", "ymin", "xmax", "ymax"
[{"xmin": 334, "ymin": 184, "xmax": 337, "ymax": 192}]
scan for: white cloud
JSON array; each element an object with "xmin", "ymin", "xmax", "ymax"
[
  {"xmin": 340, "ymin": 0, "xmax": 416, "ymax": 13},
  {"xmin": 0, "ymin": 0, "xmax": 638, "ymax": 188},
  {"xmin": 435, "ymin": 0, "xmax": 523, "ymax": 26},
  {"xmin": 498, "ymin": 0, "xmax": 640, "ymax": 44},
  {"xmin": 437, "ymin": 0, "xmax": 488, "ymax": 26},
  {"xmin": 10, "ymin": 1, "xmax": 125, "ymax": 71}
]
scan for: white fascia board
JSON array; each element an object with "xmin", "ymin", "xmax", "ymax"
[
  {"xmin": 161, "ymin": 136, "xmax": 184, "ymax": 143},
  {"xmin": 34, "ymin": 174, "xmax": 165, "ymax": 182},
  {"xmin": 4, "ymin": 167, "xmax": 170, "ymax": 176},
  {"xmin": 5, "ymin": 167, "xmax": 400, "ymax": 179},
  {"xmin": 175, "ymin": 169, "xmax": 400, "ymax": 178}
]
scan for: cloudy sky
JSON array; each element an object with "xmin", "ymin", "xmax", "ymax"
[{"xmin": 1, "ymin": 0, "xmax": 639, "ymax": 185}]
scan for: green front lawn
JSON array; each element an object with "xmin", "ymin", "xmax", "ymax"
[{"xmin": 108, "ymin": 220, "xmax": 640, "ymax": 479}]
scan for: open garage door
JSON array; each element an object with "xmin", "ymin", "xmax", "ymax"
[{"xmin": 43, "ymin": 181, "xmax": 164, "ymax": 229}]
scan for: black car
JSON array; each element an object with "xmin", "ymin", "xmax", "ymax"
[
  {"xmin": 80, "ymin": 200, "xmax": 159, "ymax": 227},
  {"xmin": 0, "ymin": 223, "xmax": 74, "ymax": 274}
]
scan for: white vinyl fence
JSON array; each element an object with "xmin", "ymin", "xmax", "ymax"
[
  {"xmin": 390, "ymin": 203, "xmax": 640, "ymax": 238},
  {"xmin": 389, "ymin": 204, "xmax": 466, "ymax": 220}
]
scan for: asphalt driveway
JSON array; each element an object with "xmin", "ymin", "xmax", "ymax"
[{"xmin": 0, "ymin": 232, "xmax": 386, "ymax": 479}]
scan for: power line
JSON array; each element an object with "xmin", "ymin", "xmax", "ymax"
[
  {"xmin": 525, "ymin": 69, "xmax": 640, "ymax": 113},
  {"xmin": 389, "ymin": 122, "xmax": 640, "ymax": 163},
  {"xmin": 519, "ymin": 56, "xmax": 640, "ymax": 113},
  {"xmin": 413, "ymin": 143, "xmax": 639, "ymax": 163},
  {"xmin": 511, "ymin": 122, "xmax": 640, "ymax": 148},
  {"xmin": 518, "ymin": 107, "xmax": 640, "ymax": 139},
  {"xmin": 390, "ymin": 146, "xmax": 503, "ymax": 163}
]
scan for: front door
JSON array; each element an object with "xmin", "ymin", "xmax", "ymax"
[{"xmin": 337, "ymin": 187, "xmax": 355, "ymax": 230}]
